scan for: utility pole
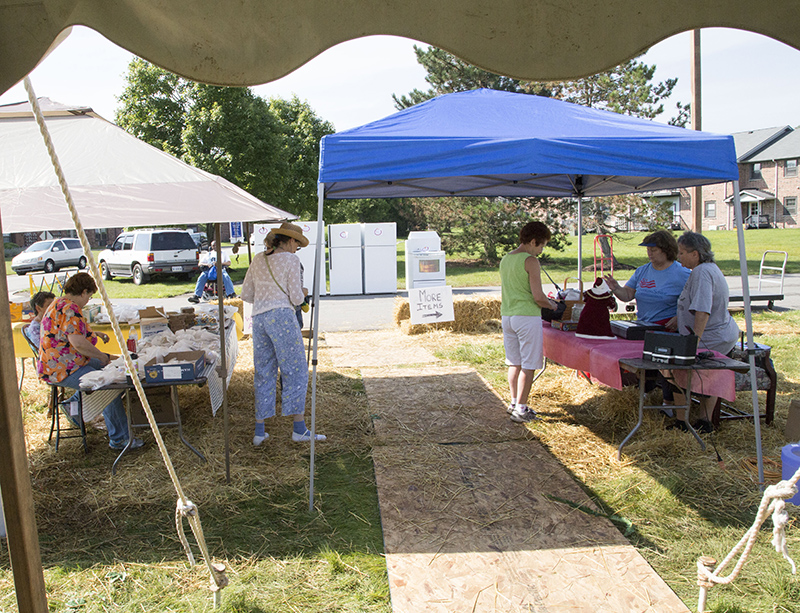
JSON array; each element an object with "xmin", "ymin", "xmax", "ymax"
[{"xmin": 691, "ymin": 29, "xmax": 703, "ymax": 233}]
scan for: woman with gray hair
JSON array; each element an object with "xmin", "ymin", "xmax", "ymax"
[{"xmin": 665, "ymin": 231, "xmax": 740, "ymax": 433}]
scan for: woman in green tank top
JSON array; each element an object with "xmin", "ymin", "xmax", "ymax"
[{"xmin": 499, "ymin": 221, "xmax": 556, "ymax": 423}]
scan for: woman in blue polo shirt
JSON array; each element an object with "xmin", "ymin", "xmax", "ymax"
[{"xmin": 604, "ymin": 229, "xmax": 690, "ymax": 325}]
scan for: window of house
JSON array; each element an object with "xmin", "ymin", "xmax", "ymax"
[
  {"xmin": 785, "ymin": 196, "xmax": 797, "ymax": 215},
  {"xmin": 704, "ymin": 200, "xmax": 716, "ymax": 218},
  {"xmin": 751, "ymin": 163, "xmax": 763, "ymax": 181},
  {"xmin": 786, "ymin": 159, "xmax": 798, "ymax": 177}
]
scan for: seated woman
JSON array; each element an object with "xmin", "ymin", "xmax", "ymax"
[
  {"xmin": 605, "ymin": 229, "xmax": 690, "ymax": 412},
  {"xmin": 188, "ymin": 241, "xmax": 235, "ymax": 303},
  {"xmin": 665, "ymin": 231, "xmax": 740, "ymax": 433},
  {"xmin": 38, "ymin": 272, "xmax": 142, "ymax": 450},
  {"xmin": 604, "ymin": 229, "xmax": 690, "ymax": 325}
]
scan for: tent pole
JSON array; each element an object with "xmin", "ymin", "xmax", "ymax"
[
  {"xmin": 0, "ymin": 215, "xmax": 49, "ymax": 613},
  {"xmin": 731, "ymin": 182, "xmax": 764, "ymax": 486},
  {"xmin": 214, "ymin": 225, "xmax": 231, "ymax": 484},
  {"xmin": 577, "ymin": 193, "xmax": 583, "ymax": 281},
  {"xmin": 308, "ymin": 183, "xmax": 325, "ymax": 512}
]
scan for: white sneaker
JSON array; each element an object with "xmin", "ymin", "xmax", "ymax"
[
  {"xmin": 253, "ymin": 433, "xmax": 270, "ymax": 446},
  {"xmin": 507, "ymin": 403, "xmax": 516, "ymax": 415},
  {"xmin": 292, "ymin": 430, "xmax": 327, "ymax": 442},
  {"xmin": 510, "ymin": 406, "xmax": 539, "ymax": 423}
]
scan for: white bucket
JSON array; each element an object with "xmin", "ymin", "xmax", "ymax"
[{"xmin": 781, "ymin": 444, "xmax": 800, "ymax": 505}]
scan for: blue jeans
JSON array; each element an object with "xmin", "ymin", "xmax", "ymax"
[
  {"xmin": 252, "ymin": 308, "xmax": 308, "ymax": 420},
  {"xmin": 194, "ymin": 268, "xmax": 234, "ymax": 297},
  {"xmin": 59, "ymin": 358, "xmax": 129, "ymax": 447}
]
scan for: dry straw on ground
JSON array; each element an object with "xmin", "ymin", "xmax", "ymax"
[{"xmin": 16, "ymin": 337, "xmax": 371, "ymax": 538}]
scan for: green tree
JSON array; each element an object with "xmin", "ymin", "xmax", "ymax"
[
  {"xmin": 268, "ymin": 96, "xmax": 335, "ymax": 218},
  {"xmin": 115, "ymin": 58, "xmax": 189, "ymax": 156},
  {"xmin": 115, "ymin": 60, "xmax": 334, "ymax": 219},
  {"xmin": 392, "ymin": 46, "xmax": 686, "ymax": 264}
]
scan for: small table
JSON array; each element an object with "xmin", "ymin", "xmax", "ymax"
[
  {"xmin": 91, "ymin": 363, "xmax": 215, "ymax": 474},
  {"xmin": 617, "ymin": 356, "xmax": 750, "ymax": 459}
]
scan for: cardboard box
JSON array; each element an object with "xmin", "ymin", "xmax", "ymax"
[
  {"xmin": 138, "ymin": 306, "xmax": 169, "ymax": 339},
  {"xmin": 129, "ymin": 387, "xmax": 176, "ymax": 426},
  {"xmin": 84, "ymin": 304, "xmax": 102, "ymax": 323},
  {"xmin": 145, "ymin": 350, "xmax": 205, "ymax": 383}
]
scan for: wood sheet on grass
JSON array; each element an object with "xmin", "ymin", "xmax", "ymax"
[{"xmin": 373, "ymin": 441, "xmax": 688, "ymax": 612}]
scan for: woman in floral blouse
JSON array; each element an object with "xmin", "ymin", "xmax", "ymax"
[{"xmin": 38, "ymin": 272, "xmax": 141, "ymax": 450}]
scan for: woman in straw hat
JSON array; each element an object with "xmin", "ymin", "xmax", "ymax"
[{"xmin": 241, "ymin": 222, "xmax": 326, "ymax": 445}]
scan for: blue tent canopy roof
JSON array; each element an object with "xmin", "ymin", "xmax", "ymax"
[{"xmin": 318, "ymin": 89, "xmax": 738, "ymax": 199}]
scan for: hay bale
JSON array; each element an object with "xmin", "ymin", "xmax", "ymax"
[
  {"xmin": 210, "ymin": 297, "xmax": 244, "ymax": 319},
  {"xmin": 397, "ymin": 296, "xmax": 502, "ymax": 335}
]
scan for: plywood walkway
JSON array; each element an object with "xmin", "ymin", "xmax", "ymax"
[{"xmin": 325, "ymin": 331, "xmax": 689, "ymax": 612}]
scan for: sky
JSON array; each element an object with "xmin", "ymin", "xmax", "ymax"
[{"xmin": 0, "ymin": 26, "xmax": 799, "ymax": 134}]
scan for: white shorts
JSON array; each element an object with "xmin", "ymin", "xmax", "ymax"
[{"xmin": 502, "ymin": 315, "xmax": 544, "ymax": 371}]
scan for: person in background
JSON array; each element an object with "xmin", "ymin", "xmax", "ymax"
[
  {"xmin": 25, "ymin": 290, "xmax": 56, "ymax": 347},
  {"xmin": 604, "ymin": 229, "xmax": 690, "ymax": 325},
  {"xmin": 188, "ymin": 241, "xmax": 236, "ymax": 303},
  {"xmin": 500, "ymin": 221, "xmax": 558, "ymax": 423},
  {"xmin": 665, "ymin": 231, "xmax": 740, "ymax": 433},
  {"xmin": 241, "ymin": 222, "xmax": 324, "ymax": 445},
  {"xmin": 38, "ymin": 272, "xmax": 142, "ymax": 450},
  {"xmin": 604, "ymin": 229, "xmax": 691, "ymax": 415}
]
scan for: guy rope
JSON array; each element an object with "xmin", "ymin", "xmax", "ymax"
[
  {"xmin": 696, "ymin": 465, "xmax": 798, "ymax": 613},
  {"xmin": 23, "ymin": 78, "xmax": 228, "ymax": 607}
]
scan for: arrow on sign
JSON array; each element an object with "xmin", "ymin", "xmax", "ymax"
[{"xmin": 423, "ymin": 311, "xmax": 442, "ymax": 318}]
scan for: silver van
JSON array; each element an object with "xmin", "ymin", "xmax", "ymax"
[{"xmin": 98, "ymin": 229, "xmax": 199, "ymax": 285}]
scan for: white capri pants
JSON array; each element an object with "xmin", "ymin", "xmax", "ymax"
[{"xmin": 502, "ymin": 315, "xmax": 544, "ymax": 371}]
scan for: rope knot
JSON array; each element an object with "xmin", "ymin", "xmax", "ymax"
[{"xmin": 179, "ymin": 499, "xmax": 198, "ymax": 517}]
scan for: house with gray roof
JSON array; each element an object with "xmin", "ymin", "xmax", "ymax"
[{"xmin": 696, "ymin": 125, "xmax": 800, "ymax": 230}]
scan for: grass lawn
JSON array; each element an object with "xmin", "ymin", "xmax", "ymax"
[
  {"xmin": 7, "ymin": 228, "xmax": 799, "ymax": 295},
  {"xmin": 419, "ymin": 309, "xmax": 800, "ymax": 613}
]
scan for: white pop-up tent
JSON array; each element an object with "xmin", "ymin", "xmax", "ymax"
[{"xmin": 0, "ymin": 98, "xmax": 293, "ymax": 231}]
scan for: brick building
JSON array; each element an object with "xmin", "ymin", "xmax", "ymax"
[{"xmin": 682, "ymin": 125, "xmax": 800, "ymax": 231}]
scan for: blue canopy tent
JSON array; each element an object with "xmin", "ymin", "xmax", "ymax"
[{"xmin": 305, "ymin": 89, "xmax": 762, "ymax": 503}]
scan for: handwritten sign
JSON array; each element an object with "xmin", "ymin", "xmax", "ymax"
[{"xmin": 409, "ymin": 286, "xmax": 454, "ymax": 325}]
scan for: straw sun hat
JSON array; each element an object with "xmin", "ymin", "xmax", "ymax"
[{"xmin": 266, "ymin": 222, "xmax": 309, "ymax": 248}]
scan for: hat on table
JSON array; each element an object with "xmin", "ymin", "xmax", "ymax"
[{"xmin": 267, "ymin": 222, "xmax": 309, "ymax": 248}]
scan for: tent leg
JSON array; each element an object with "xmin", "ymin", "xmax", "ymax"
[
  {"xmin": 577, "ymin": 193, "xmax": 583, "ymax": 281},
  {"xmin": 213, "ymin": 225, "xmax": 231, "ymax": 484},
  {"xmin": 309, "ymin": 184, "xmax": 325, "ymax": 512},
  {"xmin": 731, "ymin": 182, "xmax": 764, "ymax": 486},
  {"xmin": 0, "ymin": 214, "xmax": 49, "ymax": 613}
]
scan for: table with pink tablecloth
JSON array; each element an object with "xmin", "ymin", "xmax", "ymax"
[{"xmin": 542, "ymin": 324, "xmax": 737, "ymax": 401}]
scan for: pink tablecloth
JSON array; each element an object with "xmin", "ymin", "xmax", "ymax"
[{"xmin": 542, "ymin": 324, "xmax": 737, "ymax": 401}]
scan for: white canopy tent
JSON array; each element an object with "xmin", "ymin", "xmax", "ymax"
[{"xmin": 0, "ymin": 99, "xmax": 293, "ymax": 231}]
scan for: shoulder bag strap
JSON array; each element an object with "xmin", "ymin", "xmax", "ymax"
[{"xmin": 264, "ymin": 252, "xmax": 298, "ymax": 306}]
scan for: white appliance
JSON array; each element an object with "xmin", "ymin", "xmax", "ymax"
[
  {"xmin": 363, "ymin": 222, "xmax": 397, "ymax": 294},
  {"xmin": 251, "ymin": 221, "xmax": 327, "ymax": 295},
  {"xmin": 328, "ymin": 223, "xmax": 363, "ymax": 295},
  {"xmin": 405, "ymin": 231, "xmax": 446, "ymax": 289}
]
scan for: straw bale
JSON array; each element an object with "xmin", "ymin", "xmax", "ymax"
[
  {"xmin": 396, "ymin": 296, "xmax": 502, "ymax": 335},
  {"xmin": 209, "ymin": 297, "xmax": 244, "ymax": 319}
]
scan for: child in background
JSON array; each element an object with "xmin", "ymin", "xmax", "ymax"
[{"xmin": 26, "ymin": 291, "xmax": 56, "ymax": 347}]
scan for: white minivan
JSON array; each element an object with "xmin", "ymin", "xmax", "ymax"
[
  {"xmin": 98, "ymin": 229, "xmax": 199, "ymax": 285},
  {"xmin": 11, "ymin": 238, "xmax": 88, "ymax": 274}
]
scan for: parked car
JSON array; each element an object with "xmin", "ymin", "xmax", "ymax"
[
  {"xmin": 98, "ymin": 229, "xmax": 199, "ymax": 285},
  {"xmin": 189, "ymin": 231, "xmax": 208, "ymax": 249},
  {"xmin": 745, "ymin": 214, "xmax": 771, "ymax": 229},
  {"xmin": 11, "ymin": 238, "xmax": 87, "ymax": 275}
]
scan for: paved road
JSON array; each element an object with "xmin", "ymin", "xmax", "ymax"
[{"xmin": 7, "ymin": 272, "xmax": 796, "ymax": 333}]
